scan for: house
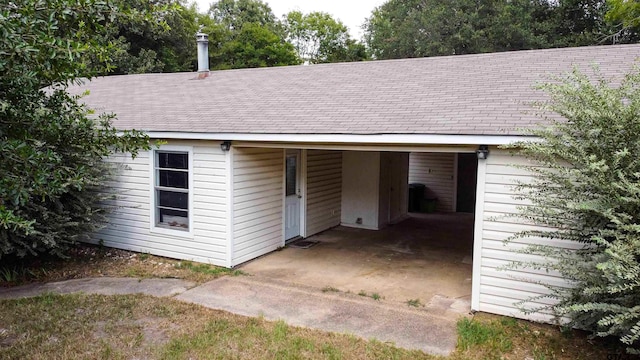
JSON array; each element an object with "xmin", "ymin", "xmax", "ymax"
[{"xmin": 67, "ymin": 40, "xmax": 640, "ymax": 322}]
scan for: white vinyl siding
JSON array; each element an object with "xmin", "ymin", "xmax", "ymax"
[
  {"xmin": 408, "ymin": 153, "xmax": 455, "ymax": 212},
  {"xmin": 93, "ymin": 142, "xmax": 228, "ymax": 265},
  {"xmin": 476, "ymin": 150, "xmax": 575, "ymax": 322},
  {"xmin": 306, "ymin": 150, "xmax": 342, "ymax": 237},
  {"xmin": 232, "ymin": 147, "xmax": 284, "ymax": 265}
]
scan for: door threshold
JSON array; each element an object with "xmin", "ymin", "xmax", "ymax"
[{"xmin": 285, "ymin": 236, "xmax": 302, "ymax": 244}]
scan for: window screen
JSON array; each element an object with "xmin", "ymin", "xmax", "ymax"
[{"xmin": 155, "ymin": 151, "xmax": 189, "ymax": 230}]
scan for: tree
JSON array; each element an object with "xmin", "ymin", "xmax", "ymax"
[
  {"xmin": 543, "ymin": 0, "xmax": 610, "ymax": 47},
  {"xmin": 109, "ymin": 1, "xmax": 201, "ymax": 74},
  {"xmin": 505, "ymin": 67, "xmax": 640, "ymax": 353},
  {"xmin": 604, "ymin": 0, "xmax": 640, "ymax": 43},
  {"xmin": 214, "ymin": 22, "xmax": 299, "ymax": 69},
  {"xmin": 363, "ymin": 0, "xmax": 631, "ymax": 60},
  {"xmin": 363, "ymin": 0, "xmax": 542, "ymax": 59},
  {"xmin": 284, "ymin": 11, "xmax": 368, "ymax": 64},
  {"xmin": 206, "ymin": 0, "xmax": 299, "ymax": 69},
  {"xmin": 0, "ymin": 0, "xmax": 152, "ymax": 258},
  {"xmin": 209, "ymin": 0, "xmax": 279, "ymax": 32}
]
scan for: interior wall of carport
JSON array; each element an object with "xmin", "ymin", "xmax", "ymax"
[
  {"xmin": 408, "ymin": 153, "xmax": 456, "ymax": 212},
  {"xmin": 340, "ymin": 151, "xmax": 409, "ymax": 230},
  {"xmin": 229, "ymin": 147, "xmax": 346, "ymax": 266},
  {"xmin": 228, "ymin": 144, "xmax": 478, "ymax": 269},
  {"xmin": 408, "ymin": 153, "xmax": 478, "ymax": 213}
]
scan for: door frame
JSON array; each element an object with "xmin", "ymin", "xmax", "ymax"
[{"xmin": 282, "ymin": 149, "xmax": 306, "ymax": 243}]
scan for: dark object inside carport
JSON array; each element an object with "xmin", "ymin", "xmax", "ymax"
[
  {"xmin": 408, "ymin": 183, "xmax": 426, "ymax": 212},
  {"xmin": 420, "ymin": 197, "xmax": 438, "ymax": 213}
]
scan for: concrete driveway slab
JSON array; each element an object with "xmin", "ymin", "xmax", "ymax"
[
  {"xmin": 177, "ymin": 275, "xmax": 461, "ymax": 356},
  {"xmin": 239, "ymin": 214, "xmax": 474, "ymax": 306},
  {"xmin": 0, "ymin": 277, "xmax": 195, "ymax": 299}
]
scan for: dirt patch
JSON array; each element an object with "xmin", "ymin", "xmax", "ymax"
[
  {"xmin": 0, "ymin": 244, "xmax": 232, "ymax": 287},
  {"xmin": 93, "ymin": 317, "xmax": 178, "ymax": 348},
  {"xmin": 0, "ymin": 328, "xmax": 18, "ymax": 348}
]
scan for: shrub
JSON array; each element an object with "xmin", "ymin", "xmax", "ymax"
[
  {"xmin": 505, "ymin": 66, "xmax": 640, "ymax": 353},
  {"xmin": 0, "ymin": 1, "xmax": 153, "ymax": 258}
]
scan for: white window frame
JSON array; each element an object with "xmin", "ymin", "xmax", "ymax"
[{"xmin": 149, "ymin": 145, "xmax": 194, "ymax": 237}]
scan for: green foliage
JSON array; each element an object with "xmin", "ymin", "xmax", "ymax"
[
  {"xmin": 0, "ymin": 0, "xmax": 151, "ymax": 258},
  {"xmin": 505, "ymin": 66, "xmax": 640, "ymax": 353},
  {"xmin": 605, "ymin": 0, "xmax": 640, "ymax": 43},
  {"xmin": 108, "ymin": 1, "xmax": 201, "ymax": 74},
  {"xmin": 206, "ymin": 0, "xmax": 300, "ymax": 69},
  {"xmin": 209, "ymin": 0, "xmax": 279, "ymax": 32},
  {"xmin": 213, "ymin": 22, "xmax": 299, "ymax": 69},
  {"xmin": 284, "ymin": 11, "xmax": 368, "ymax": 64},
  {"xmin": 364, "ymin": 0, "xmax": 636, "ymax": 60},
  {"xmin": 364, "ymin": 0, "xmax": 546, "ymax": 59}
]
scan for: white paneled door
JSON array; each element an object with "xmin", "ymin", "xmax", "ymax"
[{"xmin": 285, "ymin": 150, "xmax": 301, "ymax": 240}]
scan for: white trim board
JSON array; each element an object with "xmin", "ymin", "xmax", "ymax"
[
  {"xmin": 139, "ymin": 132, "xmax": 532, "ymax": 146},
  {"xmin": 148, "ymin": 145, "xmax": 195, "ymax": 239},
  {"xmin": 225, "ymin": 146, "xmax": 235, "ymax": 267},
  {"xmin": 471, "ymin": 157, "xmax": 488, "ymax": 311},
  {"xmin": 300, "ymin": 149, "xmax": 308, "ymax": 238},
  {"xmin": 235, "ymin": 142, "xmax": 478, "ymax": 153}
]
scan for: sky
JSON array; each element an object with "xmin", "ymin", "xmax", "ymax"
[{"xmin": 193, "ymin": 0, "xmax": 386, "ymax": 40}]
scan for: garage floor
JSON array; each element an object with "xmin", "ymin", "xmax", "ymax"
[{"xmin": 239, "ymin": 213, "xmax": 474, "ymax": 312}]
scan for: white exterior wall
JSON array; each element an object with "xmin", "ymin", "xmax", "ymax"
[
  {"xmin": 408, "ymin": 153, "xmax": 455, "ymax": 212},
  {"xmin": 95, "ymin": 141, "xmax": 228, "ymax": 265},
  {"xmin": 306, "ymin": 150, "xmax": 342, "ymax": 237},
  {"xmin": 474, "ymin": 149, "xmax": 575, "ymax": 322},
  {"xmin": 380, "ymin": 152, "xmax": 409, "ymax": 226},
  {"xmin": 341, "ymin": 151, "xmax": 381, "ymax": 229},
  {"xmin": 232, "ymin": 147, "xmax": 284, "ymax": 265}
]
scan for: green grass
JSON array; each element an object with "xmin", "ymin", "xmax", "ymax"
[
  {"xmin": 357, "ymin": 290, "xmax": 383, "ymax": 301},
  {"xmin": 0, "ymin": 293, "xmax": 432, "ymax": 360},
  {"xmin": 0, "ymin": 294, "xmax": 620, "ymax": 360},
  {"xmin": 457, "ymin": 317, "xmax": 513, "ymax": 355},
  {"xmin": 173, "ymin": 260, "xmax": 244, "ymax": 276},
  {"xmin": 407, "ymin": 298, "xmax": 423, "ymax": 307}
]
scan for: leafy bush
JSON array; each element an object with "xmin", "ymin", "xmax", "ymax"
[
  {"xmin": 506, "ymin": 66, "xmax": 640, "ymax": 353},
  {"xmin": 0, "ymin": 1, "xmax": 153, "ymax": 258}
]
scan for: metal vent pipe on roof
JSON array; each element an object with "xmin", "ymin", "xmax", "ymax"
[{"xmin": 196, "ymin": 32, "xmax": 209, "ymax": 77}]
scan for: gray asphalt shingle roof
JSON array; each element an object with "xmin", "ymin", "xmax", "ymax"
[{"xmin": 68, "ymin": 44, "xmax": 640, "ymax": 136}]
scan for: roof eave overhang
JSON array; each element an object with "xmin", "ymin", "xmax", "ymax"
[{"xmin": 135, "ymin": 132, "xmax": 533, "ymax": 146}]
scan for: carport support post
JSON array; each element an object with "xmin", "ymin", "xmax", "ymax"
[
  {"xmin": 300, "ymin": 149, "xmax": 307, "ymax": 238},
  {"xmin": 225, "ymin": 145, "xmax": 235, "ymax": 268},
  {"xmin": 471, "ymin": 156, "xmax": 487, "ymax": 311}
]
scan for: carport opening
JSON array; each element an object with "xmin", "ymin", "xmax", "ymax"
[{"xmin": 243, "ymin": 149, "xmax": 478, "ymax": 313}]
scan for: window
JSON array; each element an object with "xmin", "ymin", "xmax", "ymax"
[
  {"xmin": 154, "ymin": 150, "xmax": 190, "ymax": 231},
  {"xmin": 285, "ymin": 154, "xmax": 297, "ymax": 196}
]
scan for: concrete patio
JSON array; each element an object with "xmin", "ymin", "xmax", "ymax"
[{"xmin": 239, "ymin": 213, "xmax": 474, "ymax": 312}]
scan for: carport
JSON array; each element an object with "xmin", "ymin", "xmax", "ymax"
[{"xmin": 239, "ymin": 212, "xmax": 474, "ymax": 312}]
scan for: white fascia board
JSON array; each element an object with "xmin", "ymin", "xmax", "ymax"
[{"xmin": 136, "ymin": 132, "xmax": 533, "ymax": 146}]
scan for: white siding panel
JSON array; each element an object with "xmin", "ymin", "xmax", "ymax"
[
  {"xmin": 408, "ymin": 153, "xmax": 455, "ymax": 212},
  {"xmin": 232, "ymin": 147, "xmax": 284, "ymax": 265},
  {"xmin": 477, "ymin": 149, "xmax": 577, "ymax": 321},
  {"xmin": 93, "ymin": 141, "xmax": 229, "ymax": 266},
  {"xmin": 306, "ymin": 150, "xmax": 342, "ymax": 237}
]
